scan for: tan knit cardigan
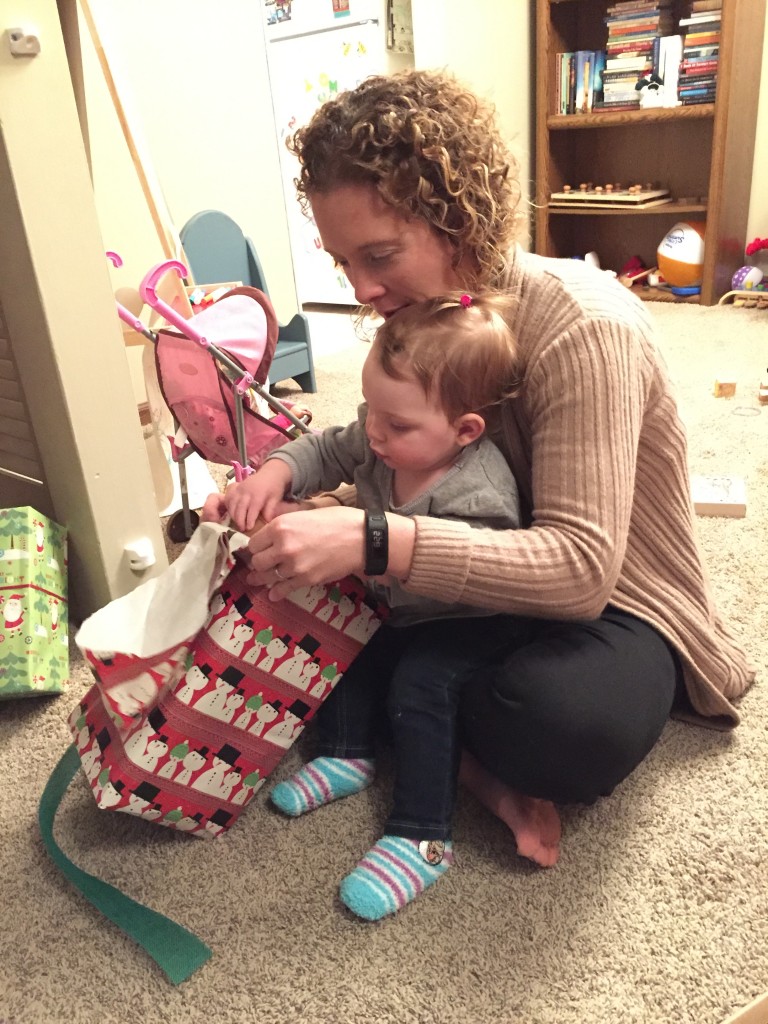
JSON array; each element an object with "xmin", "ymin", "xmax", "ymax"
[{"xmin": 336, "ymin": 249, "xmax": 754, "ymax": 727}]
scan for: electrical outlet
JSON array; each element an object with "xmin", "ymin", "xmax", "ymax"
[{"xmin": 7, "ymin": 28, "xmax": 41, "ymax": 56}]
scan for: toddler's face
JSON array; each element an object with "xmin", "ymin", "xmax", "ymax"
[{"xmin": 361, "ymin": 355, "xmax": 463, "ymax": 475}]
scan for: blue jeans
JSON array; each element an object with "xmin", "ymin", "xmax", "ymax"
[{"xmin": 315, "ymin": 615, "xmax": 519, "ymax": 841}]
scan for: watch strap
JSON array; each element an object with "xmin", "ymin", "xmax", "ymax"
[{"xmin": 364, "ymin": 511, "xmax": 389, "ymax": 577}]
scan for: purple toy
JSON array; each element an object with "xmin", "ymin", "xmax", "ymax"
[{"xmin": 732, "ymin": 265, "xmax": 765, "ymax": 290}]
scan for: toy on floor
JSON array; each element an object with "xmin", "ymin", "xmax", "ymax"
[
  {"xmin": 718, "ymin": 237, "xmax": 768, "ymax": 307},
  {"xmin": 617, "ymin": 255, "xmax": 655, "ymax": 288}
]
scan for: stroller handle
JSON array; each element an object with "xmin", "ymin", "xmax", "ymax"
[
  {"xmin": 107, "ymin": 251, "xmax": 156, "ymax": 340},
  {"xmin": 139, "ymin": 260, "xmax": 208, "ymax": 347}
]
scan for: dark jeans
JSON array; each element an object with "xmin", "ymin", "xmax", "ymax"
[
  {"xmin": 316, "ymin": 616, "xmax": 515, "ymax": 841},
  {"xmin": 459, "ymin": 606, "xmax": 681, "ymax": 804},
  {"xmin": 316, "ymin": 606, "xmax": 681, "ymax": 834}
]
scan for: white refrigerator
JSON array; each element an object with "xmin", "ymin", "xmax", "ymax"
[{"xmin": 263, "ymin": 0, "xmax": 389, "ymax": 305}]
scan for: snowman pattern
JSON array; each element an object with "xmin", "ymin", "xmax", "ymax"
[
  {"xmin": 175, "ymin": 661, "xmax": 212, "ymax": 704},
  {"xmin": 242, "ymin": 625, "xmax": 274, "ymax": 664},
  {"xmin": 193, "ymin": 666, "xmax": 244, "ymax": 718},
  {"xmin": 343, "ymin": 599, "xmax": 381, "ymax": 643},
  {"xmin": 273, "ymin": 633, "xmax": 321, "ymax": 685},
  {"xmin": 191, "ymin": 743, "xmax": 241, "ymax": 797},
  {"xmin": 70, "ymin": 574, "xmax": 383, "ymax": 836},
  {"xmin": 262, "ymin": 698, "xmax": 311, "ymax": 749},
  {"xmin": 208, "ymin": 593, "xmax": 253, "ymax": 646}
]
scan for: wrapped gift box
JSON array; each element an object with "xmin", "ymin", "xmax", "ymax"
[{"xmin": 0, "ymin": 506, "xmax": 69, "ymax": 698}]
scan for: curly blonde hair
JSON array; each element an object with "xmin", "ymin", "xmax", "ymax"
[{"xmin": 288, "ymin": 69, "xmax": 524, "ymax": 290}]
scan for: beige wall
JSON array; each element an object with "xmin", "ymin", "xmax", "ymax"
[
  {"xmin": 410, "ymin": 0, "xmax": 534, "ymax": 245},
  {"xmin": 746, "ymin": 27, "xmax": 768, "ymax": 245}
]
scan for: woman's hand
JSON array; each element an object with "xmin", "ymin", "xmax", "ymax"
[{"xmin": 244, "ymin": 506, "xmax": 417, "ymax": 602}]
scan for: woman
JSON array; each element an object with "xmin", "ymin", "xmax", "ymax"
[{"xmin": 204, "ymin": 69, "xmax": 752, "ymax": 869}]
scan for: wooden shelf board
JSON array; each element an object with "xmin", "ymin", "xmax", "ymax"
[
  {"xmin": 547, "ymin": 105, "xmax": 715, "ymax": 130},
  {"xmin": 548, "ymin": 202, "xmax": 708, "ymax": 216}
]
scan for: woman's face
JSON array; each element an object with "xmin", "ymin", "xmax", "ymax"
[{"xmin": 310, "ymin": 184, "xmax": 465, "ymax": 318}]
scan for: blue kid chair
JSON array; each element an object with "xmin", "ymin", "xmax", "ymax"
[{"xmin": 180, "ymin": 210, "xmax": 317, "ymax": 393}]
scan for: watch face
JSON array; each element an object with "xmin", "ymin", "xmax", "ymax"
[{"xmin": 365, "ymin": 513, "xmax": 388, "ymax": 576}]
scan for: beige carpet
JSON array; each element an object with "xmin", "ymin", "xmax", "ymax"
[{"xmin": 1, "ymin": 301, "xmax": 767, "ymax": 1024}]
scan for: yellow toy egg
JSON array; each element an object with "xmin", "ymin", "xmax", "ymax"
[{"xmin": 657, "ymin": 221, "xmax": 706, "ymax": 287}]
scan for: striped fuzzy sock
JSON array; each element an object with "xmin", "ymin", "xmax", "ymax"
[
  {"xmin": 339, "ymin": 836, "xmax": 454, "ymax": 921},
  {"xmin": 269, "ymin": 756, "xmax": 375, "ymax": 817}
]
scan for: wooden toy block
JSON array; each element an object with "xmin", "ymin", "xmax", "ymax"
[
  {"xmin": 690, "ymin": 475, "xmax": 746, "ymax": 518},
  {"xmin": 713, "ymin": 380, "xmax": 737, "ymax": 398}
]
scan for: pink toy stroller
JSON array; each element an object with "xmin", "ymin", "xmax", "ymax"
[{"xmin": 111, "ymin": 255, "xmax": 311, "ymax": 541}]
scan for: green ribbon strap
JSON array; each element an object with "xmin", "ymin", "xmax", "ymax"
[{"xmin": 38, "ymin": 744, "xmax": 212, "ymax": 985}]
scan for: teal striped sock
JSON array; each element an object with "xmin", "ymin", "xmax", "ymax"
[
  {"xmin": 339, "ymin": 836, "xmax": 454, "ymax": 921},
  {"xmin": 269, "ymin": 756, "xmax": 375, "ymax": 817}
]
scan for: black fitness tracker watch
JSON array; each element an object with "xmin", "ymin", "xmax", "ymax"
[{"xmin": 364, "ymin": 511, "xmax": 389, "ymax": 577}]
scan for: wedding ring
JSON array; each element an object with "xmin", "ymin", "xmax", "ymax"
[{"xmin": 273, "ymin": 565, "xmax": 289, "ymax": 582}]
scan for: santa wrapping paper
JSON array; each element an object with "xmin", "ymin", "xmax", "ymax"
[{"xmin": 0, "ymin": 506, "xmax": 68, "ymax": 699}]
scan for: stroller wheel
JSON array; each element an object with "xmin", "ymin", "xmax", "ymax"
[{"xmin": 166, "ymin": 509, "xmax": 200, "ymax": 544}]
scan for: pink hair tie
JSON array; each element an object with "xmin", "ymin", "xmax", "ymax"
[{"xmin": 459, "ymin": 293, "xmax": 473, "ymax": 308}]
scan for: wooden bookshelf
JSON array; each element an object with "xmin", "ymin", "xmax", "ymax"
[{"xmin": 534, "ymin": 0, "xmax": 765, "ymax": 305}]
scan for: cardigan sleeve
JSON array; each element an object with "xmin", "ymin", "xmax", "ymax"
[{"xmin": 404, "ymin": 317, "xmax": 651, "ymax": 620}]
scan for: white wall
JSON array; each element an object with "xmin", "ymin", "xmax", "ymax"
[
  {"xmin": 84, "ymin": 0, "xmax": 297, "ymax": 317},
  {"xmin": 746, "ymin": 25, "xmax": 768, "ymax": 246}
]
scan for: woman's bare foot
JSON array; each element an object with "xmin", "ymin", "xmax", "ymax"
[{"xmin": 459, "ymin": 751, "xmax": 561, "ymax": 867}]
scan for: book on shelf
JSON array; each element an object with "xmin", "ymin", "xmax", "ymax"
[
  {"xmin": 679, "ymin": 94, "xmax": 717, "ymax": 105},
  {"xmin": 606, "ymin": 56, "xmax": 651, "ymax": 69},
  {"xmin": 680, "ymin": 58, "xmax": 719, "ymax": 72},
  {"xmin": 606, "ymin": 1, "xmax": 671, "ymax": 12},
  {"xmin": 592, "ymin": 99, "xmax": 641, "ymax": 111},
  {"xmin": 654, "ymin": 34, "xmax": 683, "ymax": 102},
  {"xmin": 679, "ymin": 14, "xmax": 721, "ymax": 26},
  {"xmin": 575, "ymin": 50, "xmax": 592, "ymax": 113},
  {"xmin": 683, "ymin": 44, "xmax": 720, "ymax": 57},
  {"xmin": 690, "ymin": 0, "xmax": 722, "ymax": 11},
  {"xmin": 602, "ymin": 68, "xmax": 646, "ymax": 81},
  {"xmin": 679, "ymin": 71, "xmax": 717, "ymax": 83},
  {"xmin": 679, "ymin": 93, "xmax": 717, "ymax": 104},
  {"xmin": 606, "ymin": 0, "xmax": 672, "ymax": 11},
  {"xmin": 556, "ymin": 51, "xmax": 574, "ymax": 115},
  {"xmin": 684, "ymin": 31, "xmax": 721, "ymax": 45},
  {"xmin": 556, "ymin": 49, "xmax": 607, "ymax": 115}
]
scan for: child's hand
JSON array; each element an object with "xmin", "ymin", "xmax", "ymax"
[
  {"xmin": 225, "ymin": 459, "xmax": 293, "ymax": 533},
  {"xmin": 200, "ymin": 492, "xmax": 229, "ymax": 525}
]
